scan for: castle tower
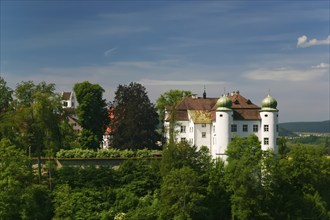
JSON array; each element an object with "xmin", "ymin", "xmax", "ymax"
[
  {"xmin": 260, "ymin": 94, "xmax": 279, "ymax": 153},
  {"xmin": 214, "ymin": 95, "xmax": 233, "ymax": 159}
]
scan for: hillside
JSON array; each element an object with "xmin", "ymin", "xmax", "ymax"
[{"xmin": 279, "ymin": 120, "xmax": 330, "ymax": 133}]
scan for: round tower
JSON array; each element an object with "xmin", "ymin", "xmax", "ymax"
[
  {"xmin": 214, "ymin": 95, "xmax": 233, "ymax": 160},
  {"xmin": 260, "ymin": 94, "xmax": 279, "ymax": 153}
]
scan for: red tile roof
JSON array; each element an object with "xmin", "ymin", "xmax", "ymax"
[
  {"xmin": 62, "ymin": 92, "xmax": 72, "ymax": 100},
  {"xmin": 167, "ymin": 93, "xmax": 261, "ymax": 122}
]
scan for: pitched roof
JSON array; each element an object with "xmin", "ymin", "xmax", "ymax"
[
  {"xmin": 169, "ymin": 93, "xmax": 262, "ymax": 122},
  {"xmin": 188, "ymin": 110, "xmax": 213, "ymax": 123},
  {"xmin": 62, "ymin": 92, "xmax": 72, "ymax": 100},
  {"xmin": 176, "ymin": 97, "xmax": 218, "ymax": 110}
]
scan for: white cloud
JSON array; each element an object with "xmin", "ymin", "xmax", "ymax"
[
  {"xmin": 104, "ymin": 48, "xmax": 117, "ymax": 57},
  {"xmin": 243, "ymin": 64, "xmax": 328, "ymax": 81},
  {"xmin": 297, "ymin": 35, "xmax": 330, "ymax": 48},
  {"xmin": 312, "ymin": 62, "xmax": 329, "ymax": 69}
]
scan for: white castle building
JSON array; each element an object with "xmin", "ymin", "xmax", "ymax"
[{"xmin": 164, "ymin": 90, "xmax": 279, "ymax": 159}]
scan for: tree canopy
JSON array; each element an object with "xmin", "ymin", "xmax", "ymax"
[
  {"xmin": 156, "ymin": 89, "xmax": 192, "ymax": 122},
  {"xmin": 0, "ymin": 76, "xmax": 13, "ymax": 114},
  {"xmin": 111, "ymin": 82, "xmax": 160, "ymax": 149},
  {"xmin": 74, "ymin": 81, "xmax": 108, "ymax": 149}
]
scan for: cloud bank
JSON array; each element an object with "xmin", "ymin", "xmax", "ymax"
[
  {"xmin": 297, "ymin": 35, "xmax": 330, "ymax": 48},
  {"xmin": 243, "ymin": 63, "xmax": 329, "ymax": 81}
]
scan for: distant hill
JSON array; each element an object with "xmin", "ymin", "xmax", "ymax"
[{"xmin": 279, "ymin": 120, "xmax": 330, "ymax": 133}]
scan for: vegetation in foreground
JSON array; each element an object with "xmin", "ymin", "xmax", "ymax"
[{"xmin": 1, "ymin": 136, "xmax": 330, "ymax": 220}]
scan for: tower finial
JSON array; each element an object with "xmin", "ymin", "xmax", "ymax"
[{"xmin": 203, "ymin": 85, "xmax": 206, "ymax": 99}]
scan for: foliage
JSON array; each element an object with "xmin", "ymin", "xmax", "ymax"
[
  {"xmin": 205, "ymin": 159, "xmax": 231, "ymax": 220},
  {"xmin": 0, "ymin": 76, "xmax": 13, "ymax": 114},
  {"xmin": 74, "ymin": 81, "xmax": 109, "ymax": 149},
  {"xmin": 160, "ymin": 166, "xmax": 206, "ymax": 220},
  {"xmin": 156, "ymin": 89, "xmax": 192, "ymax": 122},
  {"xmin": 111, "ymin": 82, "xmax": 160, "ymax": 150},
  {"xmin": 156, "ymin": 89, "xmax": 192, "ymax": 144},
  {"xmin": 20, "ymin": 184, "xmax": 54, "ymax": 220},
  {"xmin": 56, "ymin": 148, "xmax": 162, "ymax": 158},
  {"xmin": 0, "ymin": 139, "xmax": 32, "ymax": 219},
  {"xmin": 225, "ymin": 135, "xmax": 266, "ymax": 219},
  {"xmin": 161, "ymin": 142, "xmax": 211, "ymax": 177}
]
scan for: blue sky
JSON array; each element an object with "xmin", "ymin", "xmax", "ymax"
[{"xmin": 1, "ymin": 0, "xmax": 329, "ymax": 122}]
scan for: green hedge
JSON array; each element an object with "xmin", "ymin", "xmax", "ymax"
[{"xmin": 56, "ymin": 148, "xmax": 162, "ymax": 159}]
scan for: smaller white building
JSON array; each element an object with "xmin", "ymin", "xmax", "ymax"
[
  {"xmin": 164, "ymin": 91, "xmax": 279, "ymax": 159},
  {"xmin": 61, "ymin": 91, "xmax": 81, "ymax": 133},
  {"xmin": 61, "ymin": 91, "xmax": 77, "ymax": 109}
]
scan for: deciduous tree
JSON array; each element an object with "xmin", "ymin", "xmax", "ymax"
[
  {"xmin": 0, "ymin": 76, "xmax": 13, "ymax": 114},
  {"xmin": 111, "ymin": 82, "xmax": 160, "ymax": 149},
  {"xmin": 74, "ymin": 81, "xmax": 108, "ymax": 149}
]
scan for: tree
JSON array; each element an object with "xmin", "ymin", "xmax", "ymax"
[
  {"xmin": 111, "ymin": 82, "xmax": 160, "ymax": 149},
  {"xmin": 156, "ymin": 89, "xmax": 192, "ymax": 123},
  {"xmin": 0, "ymin": 76, "xmax": 13, "ymax": 114},
  {"xmin": 275, "ymin": 145, "xmax": 330, "ymax": 219},
  {"xmin": 74, "ymin": 81, "xmax": 108, "ymax": 149},
  {"xmin": 0, "ymin": 81, "xmax": 65, "ymax": 182},
  {"xmin": 225, "ymin": 135, "xmax": 266, "ymax": 219},
  {"xmin": 0, "ymin": 139, "xmax": 32, "ymax": 219},
  {"xmin": 156, "ymin": 90, "xmax": 192, "ymax": 144},
  {"xmin": 159, "ymin": 166, "xmax": 206, "ymax": 219},
  {"xmin": 205, "ymin": 159, "xmax": 231, "ymax": 220}
]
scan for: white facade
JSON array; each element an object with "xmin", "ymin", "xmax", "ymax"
[
  {"xmin": 61, "ymin": 91, "xmax": 77, "ymax": 109},
  {"xmin": 165, "ymin": 92, "xmax": 279, "ymax": 159}
]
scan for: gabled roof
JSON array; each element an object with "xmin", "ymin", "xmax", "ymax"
[
  {"xmin": 62, "ymin": 92, "xmax": 72, "ymax": 100},
  {"xmin": 176, "ymin": 97, "xmax": 218, "ymax": 110},
  {"xmin": 188, "ymin": 110, "xmax": 213, "ymax": 123},
  {"xmin": 167, "ymin": 93, "xmax": 262, "ymax": 122}
]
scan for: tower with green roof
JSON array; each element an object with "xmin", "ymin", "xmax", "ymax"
[
  {"xmin": 260, "ymin": 94, "xmax": 279, "ymax": 153},
  {"xmin": 214, "ymin": 95, "xmax": 233, "ymax": 160}
]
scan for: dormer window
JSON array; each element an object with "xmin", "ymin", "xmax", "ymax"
[
  {"xmin": 234, "ymin": 100, "xmax": 239, "ymax": 104},
  {"xmin": 247, "ymin": 99, "xmax": 252, "ymax": 104}
]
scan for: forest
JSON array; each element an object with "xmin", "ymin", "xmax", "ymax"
[{"xmin": 1, "ymin": 77, "xmax": 330, "ymax": 219}]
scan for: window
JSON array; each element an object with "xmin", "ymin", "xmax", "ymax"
[
  {"xmin": 231, "ymin": 124, "xmax": 237, "ymax": 132},
  {"xmin": 202, "ymin": 132, "xmax": 206, "ymax": 138},
  {"xmin": 264, "ymin": 138, "xmax": 269, "ymax": 145},
  {"xmin": 63, "ymin": 101, "xmax": 68, "ymax": 107},
  {"xmin": 265, "ymin": 114, "xmax": 268, "ymax": 117},
  {"xmin": 264, "ymin": 125, "xmax": 269, "ymax": 132},
  {"xmin": 202, "ymin": 123, "xmax": 206, "ymax": 127},
  {"xmin": 253, "ymin": 124, "xmax": 258, "ymax": 132},
  {"xmin": 243, "ymin": 124, "xmax": 248, "ymax": 132},
  {"xmin": 181, "ymin": 138, "xmax": 186, "ymax": 142},
  {"xmin": 180, "ymin": 126, "xmax": 186, "ymax": 133},
  {"xmin": 220, "ymin": 114, "xmax": 223, "ymax": 117},
  {"xmin": 72, "ymin": 102, "xmax": 75, "ymax": 107},
  {"xmin": 276, "ymin": 125, "xmax": 279, "ymax": 132},
  {"xmin": 213, "ymin": 125, "xmax": 215, "ymax": 133},
  {"xmin": 190, "ymin": 127, "xmax": 194, "ymax": 133}
]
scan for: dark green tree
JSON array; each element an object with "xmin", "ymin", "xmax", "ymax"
[
  {"xmin": 0, "ymin": 139, "xmax": 32, "ymax": 219},
  {"xmin": 276, "ymin": 145, "xmax": 330, "ymax": 219},
  {"xmin": 74, "ymin": 81, "xmax": 108, "ymax": 149},
  {"xmin": 205, "ymin": 159, "xmax": 231, "ymax": 219},
  {"xmin": 0, "ymin": 81, "xmax": 65, "ymax": 183},
  {"xmin": 111, "ymin": 82, "xmax": 160, "ymax": 149},
  {"xmin": 225, "ymin": 135, "xmax": 267, "ymax": 219},
  {"xmin": 159, "ymin": 166, "xmax": 206, "ymax": 220},
  {"xmin": 0, "ymin": 76, "xmax": 13, "ymax": 114}
]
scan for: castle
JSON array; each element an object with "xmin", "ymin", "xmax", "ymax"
[{"xmin": 164, "ymin": 90, "xmax": 279, "ymax": 159}]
